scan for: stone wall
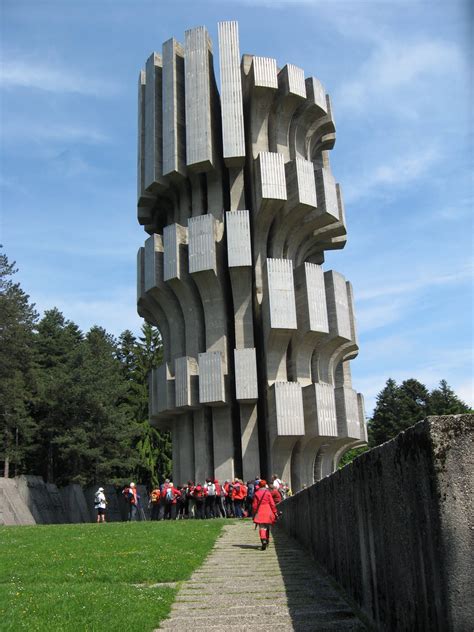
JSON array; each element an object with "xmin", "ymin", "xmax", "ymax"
[
  {"xmin": 278, "ymin": 415, "xmax": 474, "ymax": 632},
  {"xmin": 0, "ymin": 477, "xmax": 151, "ymax": 525}
]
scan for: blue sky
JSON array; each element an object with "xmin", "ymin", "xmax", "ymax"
[{"xmin": 1, "ymin": 0, "xmax": 472, "ymax": 412}]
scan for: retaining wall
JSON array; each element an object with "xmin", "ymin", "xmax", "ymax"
[
  {"xmin": 0, "ymin": 477, "xmax": 151, "ymax": 525},
  {"xmin": 279, "ymin": 414, "xmax": 474, "ymax": 632}
]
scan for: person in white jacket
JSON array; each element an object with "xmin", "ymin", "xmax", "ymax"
[{"xmin": 94, "ymin": 487, "xmax": 107, "ymax": 523}]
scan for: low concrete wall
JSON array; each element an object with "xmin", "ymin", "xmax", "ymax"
[
  {"xmin": 0, "ymin": 477, "xmax": 152, "ymax": 525},
  {"xmin": 279, "ymin": 415, "xmax": 474, "ymax": 632}
]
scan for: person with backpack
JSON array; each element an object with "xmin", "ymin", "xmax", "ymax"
[
  {"xmin": 94, "ymin": 487, "xmax": 107, "ymax": 523},
  {"xmin": 246, "ymin": 480, "xmax": 255, "ymax": 517},
  {"xmin": 224, "ymin": 480, "xmax": 234, "ymax": 517},
  {"xmin": 149, "ymin": 486, "xmax": 161, "ymax": 521},
  {"xmin": 192, "ymin": 482, "xmax": 206, "ymax": 519},
  {"xmin": 186, "ymin": 481, "xmax": 196, "ymax": 518},
  {"xmin": 204, "ymin": 478, "xmax": 216, "ymax": 518},
  {"xmin": 214, "ymin": 479, "xmax": 226, "ymax": 518},
  {"xmin": 232, "ymin": 479, "xmax": 244, "ymax": 518},
  {"xmin": 252, "ymin": 480, "xmax": 278, "ymax": 550},
  {"xmin": 123, "ymin": 482, "xmax": 139, "ymax": 521},
  {"xmin": 162, "ymin": 480, "xmax": 180, "ymax": 520}
]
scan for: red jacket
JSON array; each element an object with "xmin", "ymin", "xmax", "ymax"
[
  {"xmin": 162, "ymin": 483, "xmax": 180, "ymax": 505},
  {"xmin": 193, "ymin": 485, "xmax": 206, "ymax": 500},
  {"xmin": 271, "ymin": 488, "xmax": 282, "ymax": 504},
  {"xmin": 252, "ymin": 487, "xmax": 278, "ymax": 525}
]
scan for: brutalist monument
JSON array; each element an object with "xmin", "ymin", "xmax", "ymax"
[{"xmin": 136, "ymin": 21, "xmax": 366, "ymax": 490}]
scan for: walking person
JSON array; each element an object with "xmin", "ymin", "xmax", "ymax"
[
  {"xmin": 94, "ymin": 487, "xmax": 107, "ymax": 523},
  {"xmin": 252, "ymin": 480, "xmax": 278, "ymax": 550}
]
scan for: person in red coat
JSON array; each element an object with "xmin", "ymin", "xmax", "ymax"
[{"xmin": 252, "ymin": 480, "xmax": 278, "ymax": 550}]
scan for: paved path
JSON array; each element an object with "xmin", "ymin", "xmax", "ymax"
[{"xmin": 157, "ymin": 521, "xmax": 368, "ymax": 631}]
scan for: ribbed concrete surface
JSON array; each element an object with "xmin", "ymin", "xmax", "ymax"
[{"xmin": 157, "ymin": 522, "xmax": 367, "ymax": 631}]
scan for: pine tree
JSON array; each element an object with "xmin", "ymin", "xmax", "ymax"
[
  {"xmin": 368, "ymin": 378, "xmax": 402, "ymax": 446},
  {"xmin": 30, "ymin": 308, "xmax": 84, "ymax": 482},
  {"xmin": 429, "ymin": 380, "xmax": 470, "ymax": 415},
  {"xmin": 398, "ymin": 378, "xmax": 430, "ymax": 428},
  {"xmin": 369, "ymin": 377, "xmax": 470, "ymax": 448},
  {"xmin": 117, "ymin": 322, "xmax": 171, "ymax": 487},
  {"xmin": 0, "ymin": 250, "xmax": 38, "ymax": 476}
]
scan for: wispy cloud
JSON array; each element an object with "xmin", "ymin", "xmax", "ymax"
[
  {"xmin": 358, "ymin": 263, "xmax": 473, "ymax": 302},
  {"xmin": 0, "ymin": 58, "xmax": 119, "ymax": 97},
  {"xmin": 2, "ymin": 120, "xmax": 109, "ymax": 145},
  {"xmin": 344, "ymin": 146, "xmax": 440, "ymax": 204},
  {"xmin": 337, "ymin": 38, "xmax": 464, "ymax": 115}
]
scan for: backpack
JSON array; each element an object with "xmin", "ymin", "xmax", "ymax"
[
  {"xmin": 165, "ymin": 486, "xmax": 174, "ymax": 502},
  {"xmin": 151, "ymin": 489, "xmax": 160, "ymax": 503},
  {"xmin": 247, "ymin": 483, "xmax": 255, "ymax": 499},
  {"xmin": 206, "ymin": 483, "xmax": 216, "ymax": 496},
  {"xmin": 94, "ymin": 491, "xmax": 101, "ymax": 504}
]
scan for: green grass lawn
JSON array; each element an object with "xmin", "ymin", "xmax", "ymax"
[{"xmin": 0, "ymin": 520, "xmax": 224, "ymax": 632}]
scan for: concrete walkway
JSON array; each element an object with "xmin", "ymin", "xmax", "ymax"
[{"xmin": 157, "ymin": 521, "xmax": 368, "ymax": 631}]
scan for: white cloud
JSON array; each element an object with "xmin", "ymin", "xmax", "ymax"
[
  {"xmin": 357, "ymin": 263, "xmax": 472, "ymax": 301},
  {"xmin": 357, "ymin": 263, "xmax": 473, "ymax": 302},
  {"xmin": 2, "ymin": 121, "xmax": 109, "ymax": 145},
  {"xmin": 0, "ymin": 58, "xmax": 119, "ymax": 97},
  {"xmin": 343, "ymin": 145, "xmax": 440, "ymax": 204},
  {"xmin": 337, "ymin": 38, "xmax": 464, "ymax": 114}
]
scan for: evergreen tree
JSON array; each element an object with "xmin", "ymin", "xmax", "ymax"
[
  {"xmin": 429, "ymin": 380, "xmax": 470, "ymax": 415},
  {"xmin": 398, "ymin": 378, "xmax": 430, "ymax": 428},
  {"xmin": 369, "ymin": 377, "xmax": 470, "ymax": 448},
  {"xmin": 117, "ymin": 322, "xmax": 171, "ymax": 487},
  {"xmin": 368, "ymin": 378, "xmax": 402, "ymax": 446},
  {"xmin": 0, "ymin": 250, "xmax": 38, "ymax": 476},
  {"xmin": 29, "ymin": 308, "xmax": 84, "ymax": 482}
]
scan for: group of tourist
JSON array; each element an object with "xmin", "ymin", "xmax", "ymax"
[
  {"xmin": 94, "ymin": 475, "xmax": 291, "ymax": 522},
  {"xmin": 94, "ymin": 475, "xmax": 288, "ymax": 550},
  {"xmin": 146, "ymin": 475, "xmax": 291, "ymax": 522}
]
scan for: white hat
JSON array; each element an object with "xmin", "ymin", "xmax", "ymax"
[
  {"xmin": 130, "ymin": 482, "xmax": 135, "ymax": 487},
  {"xmin": 98, "ymin": 487, "xmax": 104, "ymax": 492}
]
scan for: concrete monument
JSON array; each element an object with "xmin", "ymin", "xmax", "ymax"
[{"xmin": 136, "ymin": 21, "xmax": 366, "ymax": 490}]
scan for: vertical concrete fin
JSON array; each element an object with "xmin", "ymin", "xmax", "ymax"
[
  {"xmin": 162, "ymin": 38, "xmax": 186, "ymax": 178},
  {"xmin": 184, "ymin": 26, "xmax": 215, "ymax": 172},
  {"xmin": 226, "ymin": 210, "xmax": 252, "ymax": 267},
  {"xmin": 218, "ymin": 21, "xmax": 246, "ymax": 166},
  {"xmin": 144, "ymin": 53, "xmax": 167, "ymax": 192}
]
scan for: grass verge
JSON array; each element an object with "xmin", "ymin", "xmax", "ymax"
[{"xmin": 0, "ymin": 520, "xmax": 224, "ymax": 631}]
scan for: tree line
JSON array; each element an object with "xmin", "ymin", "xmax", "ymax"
[
  {"xmin": 0, "ymin": 249, "xmax": 171, "ymax": 488},
  {"xmin": 339, "ymin": 377, "xmax": 470, "ymax": 467}
]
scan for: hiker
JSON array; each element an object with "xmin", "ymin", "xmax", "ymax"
[
  {"xmin": 224, "ymin": 480, "xmax": 234, "ymax": 517},
  {"xmin": 162, "ymin": 480, "xmax": 180, "ymax": 520},
  {"xmin": 177, "ymin": 485, "xmax": 187, "ymax": 519},
  {"xmin": 124, "ymin": 482, "xmax": 139, "ymax": 521},
  {"xmin": 272, "ymin": 474, "xmax": 282, "ymax": 490},
  {"xmin": 186, "ymin": 481, "xmax": 196, "ymax": 518},
  {"xmin": 271, "ymin": 485, "xmax": 282, "ymax": 505},
  {"xmin": 149, "ymin": 486, "xmax": 161, "ymax": 521},
  {"xmin": 215, "ymin": 479, "xmax": 226, "ymax": 518},
  {"xmin": 94, "ymin": 487, "xmax": 107, "ymax": 523},
  {"xmin": 246, "ymin": 480, "xmax": 255, "ymax": 516},
  {"xmin": 232, "ymin": 478, "xmax": 244, "ymax": 518},
  {"xmin": 192, "ymin": 482, "xmax": 206, "ymax": 519},
  {"xmin": 204, "ymin": 478, "xmax": 216, "ymax": 518},
  {"xmin": 252, "ymin": 480, "xmax": 278, "ymax": 550}
]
